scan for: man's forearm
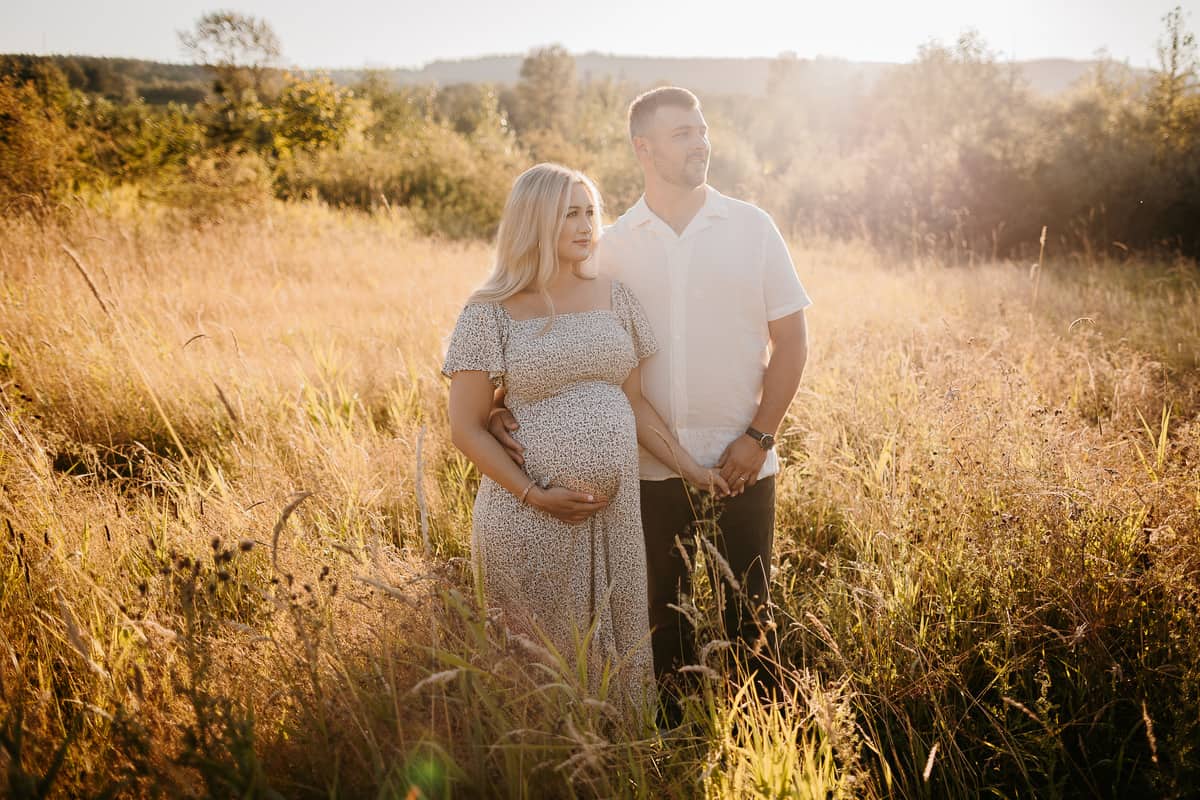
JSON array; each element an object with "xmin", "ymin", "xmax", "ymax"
[{"xmin": 749, "ymin": 339, "xmax": 808, "ymax": 435}]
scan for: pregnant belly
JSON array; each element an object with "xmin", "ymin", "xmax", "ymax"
[{"xmin": 515, "ymin": 388, "xmax": 636, "ymax": 501}]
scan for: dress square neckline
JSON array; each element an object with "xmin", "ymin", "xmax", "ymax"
[{"xmin": 498, "ymin": 280, "xmax": 619, "ymax": 323}]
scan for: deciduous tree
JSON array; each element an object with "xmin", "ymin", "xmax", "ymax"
[{"xmin": 513, "ymin": 45, "xmax": 576, "ymax": 135}]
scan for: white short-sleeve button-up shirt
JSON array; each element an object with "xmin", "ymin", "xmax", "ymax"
[{"xmin": 595, "ymin": 186, "xmax": 812, "ymax": 481}]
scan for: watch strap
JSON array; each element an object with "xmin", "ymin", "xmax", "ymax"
[{"xmin": 745, "ymin": 426, "xmax": 775, "ymax": 449}]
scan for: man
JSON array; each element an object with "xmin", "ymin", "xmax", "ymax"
[{"xmin": 494, "ymin": 86, "xmax": 811, "ymax": 719}]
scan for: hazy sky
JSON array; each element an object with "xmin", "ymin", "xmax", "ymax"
[{"xmin": 2, "ymin": 0, "xmax": 1196, "ymax": 69}]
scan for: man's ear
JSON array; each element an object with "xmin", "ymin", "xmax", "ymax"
[{"xmin": 631, "ymin": 135, "xmax": 650, "ymax": 161}]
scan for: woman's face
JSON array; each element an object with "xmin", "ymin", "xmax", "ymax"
[{"xmin": 555, "ymin": 181, "xmax": 596, "ymax": 268}]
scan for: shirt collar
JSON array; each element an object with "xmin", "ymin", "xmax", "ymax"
[{"xmin": 627, "ymin": 185, "xmax": 729, "ymax": 230}]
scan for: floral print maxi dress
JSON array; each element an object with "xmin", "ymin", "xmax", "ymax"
[{"xmin": 442, "ymin": 280, "xmax": 658, "ymax": 716}]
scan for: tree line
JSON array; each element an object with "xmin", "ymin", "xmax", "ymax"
[{"xmin": 1, "ymin": 9, "xmax": 1197, "ymax": 257}]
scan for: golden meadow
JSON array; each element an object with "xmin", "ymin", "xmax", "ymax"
[
  {"xmin": 3, "ymin": 9, "xmax": 1200, "ymax": 798},
  {"xmin": 2, "ymin": 198, "xmax": 1198, "ymax": 797}
]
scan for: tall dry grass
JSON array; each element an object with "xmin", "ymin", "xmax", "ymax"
[{"xmin": 0, "ymin": 201, "xmax": 1197, "ymax": 798}]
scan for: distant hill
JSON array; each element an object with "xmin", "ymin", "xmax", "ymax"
[
  {"xmin": 330, "ymin": 53, "xmax": 1142, "ymax": 97},
  {"xmin": 4, "ymin": 52, "xmax": 1148, "ymax": 105}
]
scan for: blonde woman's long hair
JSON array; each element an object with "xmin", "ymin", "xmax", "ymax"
[{"xmin": 468, "ymin": 163, "xmax": 602, "ymax": 317}]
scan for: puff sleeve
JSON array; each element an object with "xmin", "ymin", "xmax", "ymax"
[
  {"xmin": 441, "ymin": 302, "xmax": 506, "ymax": 387},
  {"xmin": 612, "ymin": 280, "xmax": 659, "ymax": 362}
]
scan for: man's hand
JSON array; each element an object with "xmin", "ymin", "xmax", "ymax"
[
  {"xmin": 487, "ymin": 408, "xmax": 524, "ymax": 466},
  {"xmin": 717, "ymin": 434, "xmax": 769, "ymax": 496}
]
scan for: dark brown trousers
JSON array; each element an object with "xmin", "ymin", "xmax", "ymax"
[{"xmin": 639, "ymin": 476, "xmax": 778, "ymax": 700}]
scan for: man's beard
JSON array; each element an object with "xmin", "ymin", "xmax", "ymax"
[{"xmin": 657, "ymin": 154, "xmax": 708, "ymax": 189}]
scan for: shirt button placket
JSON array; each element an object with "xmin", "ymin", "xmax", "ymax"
[{"xmin": 670, "ymin": 238, "xmax": 689, "ymax": 435}]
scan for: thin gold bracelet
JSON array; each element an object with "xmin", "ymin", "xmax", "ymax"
[{"xmin": 518, "ymin": 479, "xmax": 536, "ymax": 505}]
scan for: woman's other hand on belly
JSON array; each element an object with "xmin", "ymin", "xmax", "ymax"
[{"xmin": 529, "ymin": 486, "xmax": 610, "ymax": 525}]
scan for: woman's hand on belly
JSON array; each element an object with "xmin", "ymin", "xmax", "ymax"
[{"xmin": 528, "ymin": 486, "xmax": 610, "ymax": 524}]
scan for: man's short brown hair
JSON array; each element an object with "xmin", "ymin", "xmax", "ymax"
[{"xmin": 627, "ymin": 86, "xmax": 701, "ymax": 140}]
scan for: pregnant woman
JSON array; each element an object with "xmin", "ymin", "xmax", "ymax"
[{"xmin": 443, "ymin": 163, "xmax": 726, "ymax": 719}]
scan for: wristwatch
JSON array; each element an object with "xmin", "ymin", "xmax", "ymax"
[{"xmin": 744, "ymin": 426, "xmax": 776, "ymax": 451}]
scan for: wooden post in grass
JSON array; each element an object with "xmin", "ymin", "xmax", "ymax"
[
  {"xmin": 416, "ymin": 425, "xmax": 430, "ymax": 554},
  {"xmin": 1031, "ymin": 225, "xmax": 1047, "ymax": 309}
]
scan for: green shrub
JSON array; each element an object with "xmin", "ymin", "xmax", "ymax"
[
  {"xmin": 277, "ymin": 123, "xmax": 522, "ymax": 238},
  {"xmin": 149, "ymin": 150, "xmax": 274, "ymax": 223},
  {"xmin": 0, "ymin": 75, "xmax": 84, "ymax": 213}
]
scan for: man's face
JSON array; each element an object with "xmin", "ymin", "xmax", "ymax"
[{"xmin": 638, "ymin": 105, "xmax": 710, "ymax": 189}]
